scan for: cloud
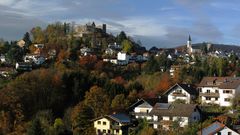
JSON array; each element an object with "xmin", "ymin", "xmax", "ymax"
[{"xmin": 0, "ymin": 5, "xmax": 47, "ymax": 40}]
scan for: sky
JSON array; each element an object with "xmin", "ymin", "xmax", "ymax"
[{"xmin": 1, "ymin": 0, "xmax": 240, "ymax": 48}]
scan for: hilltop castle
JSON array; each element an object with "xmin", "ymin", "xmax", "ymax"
[{"xmin": 74, "ymin": 22, "xmax": 107, "ymax": 38}]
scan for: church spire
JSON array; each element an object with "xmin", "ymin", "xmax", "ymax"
[{"xmin": 188, "ymin": 35, "xmax": 192, "ymax": 41}]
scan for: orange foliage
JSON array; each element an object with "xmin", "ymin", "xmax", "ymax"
[
  {"xmin": 57, "ymin": 49, "xmax": 69, "ymax": 63},
  {"xmin": 155, "ymin": 72, "xmax": 172, "ymax": 94},
  {"xmin": 79, "ymin": 55, "xmax": 98, "ymax": 69},
  {"xmin": 112, "ymin": 76, "xmax": 126, "ymax": 85}
]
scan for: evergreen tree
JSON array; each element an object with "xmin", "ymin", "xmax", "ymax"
[
  {"xmin": 23, "ymin": 32, "xmax": 32, "ymax": 48},
  {"xmin": 27, "ymin": 118, "xmax": 45, "ymax": 135}
]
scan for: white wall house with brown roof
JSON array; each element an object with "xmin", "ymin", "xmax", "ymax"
[
  {"xmin": 128, "ymin": 98, "xmax": 164, "ymax": 121},
  {"xmin": 164, "ymin": 83, "xmax": 197, "ymax": 104},
  {"xmin": 198, "ymin": 77, "xmax": 240, "ymax": 107},
  {"xmin": 93, "ymin": 113, "xmax": 130, "ymax": 135},
  {"xmin": 150, "ymin": 103, "xmax": 201, "ymax": 130}
]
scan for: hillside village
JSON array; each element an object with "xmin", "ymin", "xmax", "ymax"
[{"xmin": 1, "ymin": 22, "xmax": 240, "ymax": 135}]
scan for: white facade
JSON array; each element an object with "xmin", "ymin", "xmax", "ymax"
[
  {"xmin": 117, "ymin": 52, "xmax": 129, "ymax": 65},
  {"xmin": 24, "ymin": 55, "xmax": 45, "ymax": 65},
  {"xmin": 94, "ymin": 118, "xmax": 124, "ymax": 135},
  {"xmin": 199, "ymin": 86, "xmax": 240, "ymax": 107},
  {"xmin": 134, "ymin": 102, "xmax": 153, "ymax": 120},
  {"xmin": 215, "ymin": 127, "xmax": 239, "ymax": 135},
  {"xmin": 152, "ymin": 110, "xmax": 200, "ymax": 130},
  {"xmin": 167, "ymin": 86, "xmax": 191, "ymax": 104}
]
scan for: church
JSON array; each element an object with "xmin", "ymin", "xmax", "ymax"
[{"xmin": 186, "ymin": 35, "xmax": 202, "ymax": 54}]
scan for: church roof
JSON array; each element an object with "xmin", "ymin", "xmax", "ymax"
[{"xmin": 188, "ymin": 35, "xmax": 192, "ymax": 41}]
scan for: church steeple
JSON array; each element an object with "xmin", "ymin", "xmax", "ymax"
[
  {"xmin": 187, "ymin": 35, "xmax": 192, "ymax": 53},
  {"xmin": 188, "ymin": 35, "xmax": 191, "ymax": 42}
]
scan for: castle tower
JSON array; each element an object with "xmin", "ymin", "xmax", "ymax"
[{"xmin": 102, "ymin": 24, "xmax": 106, "ymax": 33}]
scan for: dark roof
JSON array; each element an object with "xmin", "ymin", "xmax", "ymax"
[
  {"xmin": 191, "ymin": 43, "xmax": 203, "ymax": 49},
  {"xmin": 198, "ymin": 77, "xmax": 240, "ymax": 89},
  {"xmin": 109, "ymin": 113, "xmax": 130, "ymax": 123},
  {"xmin": 197, "ymin": 121, "xmax": 226, "ymax": 135},
  {"xmin": 93, "ymin": 113, "xmax": 130, "ymax": 124},
  {"xmin": 150, "ymin": 103, "xmax": 199, "ymax": 117},
  {"xmin": 127, "ymin": 98, "xmax": 166, "ymax": 112},
  {"xmin": 164, "ymin": 83, "xmax": 197, "ymax": 95}
]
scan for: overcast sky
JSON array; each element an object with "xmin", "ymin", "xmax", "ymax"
[{"xmin": 1, "ymin": 0, "xmax": 240, "ymax": 48}]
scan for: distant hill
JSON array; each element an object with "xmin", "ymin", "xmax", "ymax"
[{"xmin": 176, "ymin": 43, "xmax": 240, "ymax": 53}]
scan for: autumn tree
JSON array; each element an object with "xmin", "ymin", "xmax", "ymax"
[
  {"xmin": 31, "ymin": 26, "xmax": 45, "ymax": 43},
  {"xmin": 155, "ymin": 72, "xmax": 172, "ymax": 94},
  {"xmin": 84, "ymin": 86, "xmax": 110, "ymax": 117},
  {"xmin": 71, "ymin": 102, "xmax": 94, "ymax": 135},
  {"xmin": 111, "ymin": 94, "xmax": 129, "ymax": 110}
]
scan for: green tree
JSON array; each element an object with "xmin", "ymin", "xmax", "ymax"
[
  {"xmin": 117, "ymin": 31, "xmax": 127, "ymax": 43},
  {"xmin": 122, "ymin": 40, "xmax": 133, "ymax": 53},
  {"xmin": 53, "ymin": 118, "xmax": 65, "ymax": 134},
  {"xmin": 23, "ymin": 32, "xmax": 32, "ymax": 48},
  {"xmin": 27, "ymin": 118, "xmax": 45, "ymax": 135}
]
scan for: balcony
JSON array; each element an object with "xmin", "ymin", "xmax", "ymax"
[
  {"xmin": 130, "ymin": 112, "xmax": 150, "ymax": 117},
  {"xmin": 111, "ymin": 125, "xmax": 121, "ymax": 129},
  {"xmin": 199, "ymin": 92, "xmax": 219, "ymax": 97},
  {"xmin": 171, "ymin": 92, "xmax": 187, "ymax": 97}
]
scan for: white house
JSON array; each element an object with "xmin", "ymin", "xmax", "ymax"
[
  {"xmin": 24, "ymin": 54, "xmax": 45, "ymax": 65},
  {"xmin": 105, "ymin": 48, "xmax": 117, "ymax": 55},
  {"xmin": 128, "ymin": 98, "xmax": 162, "ymax": 121},
  {"xmin": 163, "ymin": 83, "xmax": 197, "ymax": 104},
  {"xmin": 117, "ymin": 52, "xmax": 129, "ymax": 65},
  {"xmin": 80, "ymin": 47, "xmax": 92, "ymax": 56},
  {"xmin": 169, "ymin": 65, "xmax": 181, "ymax": 77},
  {"xmin": 0, "ymin": 55, "xmax": 6, "ymax": 63},
  {"xmin": 34, "ymin": 44, "xmax": 44, "ymax": 49},
  {"xmin": 16, "ymin": 62, "xmax": 32, "ymax": 71},
  {"xmin": 198, "ymin": 121, "xmax": 239, "ymax": 135},
  {"xmin": 198, "ymin": 77, "xmax": 240, "ymax": 107},
  {"xmin": 150, "ymin": 103, "xmax": 201, "ymax": 130},
  {"xmin": 93, "ymin": 113, "xmax": 130, "ymax": 135}
]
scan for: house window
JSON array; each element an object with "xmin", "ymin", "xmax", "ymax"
[
  {"xmin": 97, "ymin": 121, "xmax": 101, "ymax": 125},
  {"xmin": 176, "ymin": 90, "xmax": 182, "ymax": 93},
  {"xmin": 103, "ymin": 122, "xmax": 106, "ymax": 125},
  {"xmin": 103, "ymin": 129, "xmax": 106, "ymax": 133},
  {"xmin": 215, "ymin": 90, "xmax": 219, "ymax": 93},
  {"xmin": 207, "ymin": 90, "xmax": 210, "ymax": 93},
  {"xmin": 199, "ymin": 88, "xmax": 202, "ymax": 93},
  {"xmin": 206, "ymin": 97, "xmax": 211, "ymax": 100},
  {"xmin": 116, "ymin": 129, "xmax": 119, "ymax": 133},
  {"xmin": 224, "ymin": 98, "xmax": 230, "ymax": 102},
  {"xmin": 228, "ymin": 132, "xmax": 232, "ymax": 135},
  {"xmin": 223, "ymin": 90, "xmax": 232, "ymax": 94},
  {"xmin": 97, "ymin": 129, "xmax": 101, "ymax": 133},
  {"xmin": 194, "ymin": 116, "xmax": 196, "ymax": 120},
  {"xmin": 108, "ymin": 130, "xmax": 111, "ymax": 133},
  {"xmin": 215, "ymin": 97, "xmax": 218, "ymax": 101}
]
